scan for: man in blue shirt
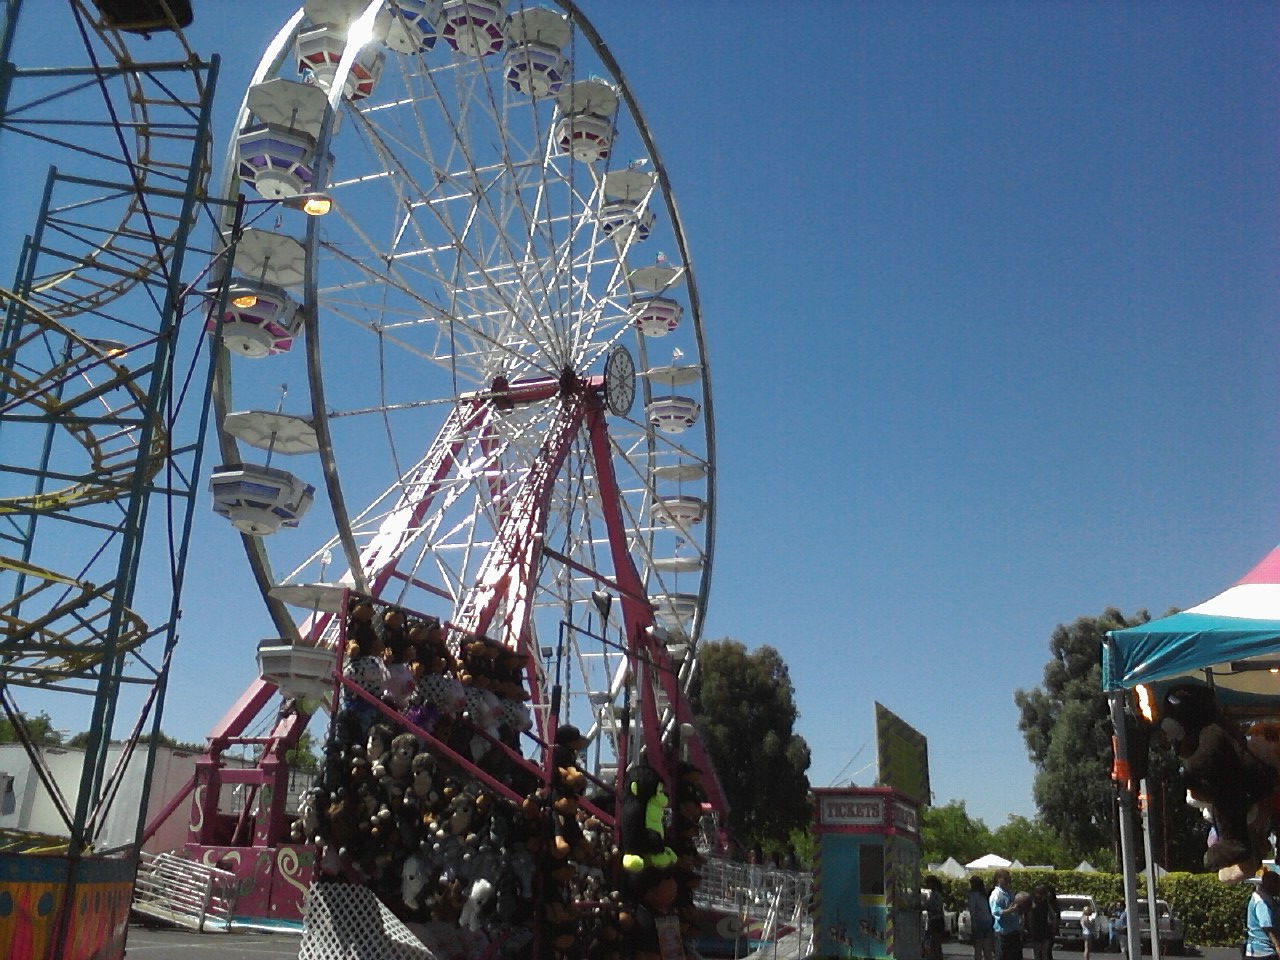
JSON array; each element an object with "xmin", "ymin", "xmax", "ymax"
[
  {"xmin": 1246, "ymin": 870, "xmax": 1280, "ymax": 960},
  {"xmin": 990, "ymin": 868, "xmax": 1024, "ymax": 960}
]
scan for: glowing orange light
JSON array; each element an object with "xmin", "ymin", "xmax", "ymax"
[
  {"xmin": 231, "ymin": 294, "xmax": 259, "ymax": 309},
  {"xmin": 300, "ymin": 195, "xmax": 332, "ymax": 216},
  {"xmin": 1134, "ymin": 684, "xmax": 1155, "ymax": 723}
]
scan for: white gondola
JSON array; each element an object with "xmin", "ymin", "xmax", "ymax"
[
  {"xmin": 233, "ymin": 230, "xmax": 307, "ymax": 288},
  {"xmin": 646, "ymin": 395, "xmax": 701, "ymax": 433},
  {"xmin": 644, "ymin": 364, "xmax": 701, "ymax": 389},
  {"xmin": 297, "ymin": 23, "xmax": 386, "ymax": 101},
  {"xmin": 652, "ymin": 556, "xmax": 704, "ymax": 573},
  {"xmin": 503, "ymin": 7, "xmax": 569, "ymax": 97},
  {"xmin": 628, "ymin": 262, "xmax": 684, "ymax": 295},
  {"xmin": 237, "ymin": 124, "xmax": 320, "ymax": 200},
  {"xmin": 556, "ymin": 111, "xmax": 611, "ymax": 161},
  {"xmin": 256, "ymin": 639, "xmax": 338, "ymax": 703},
  {"xmin": 207, "ymin": 280, "xmax": 304, "ymax": 358},
  {"xmin": 210, "ymin": 463, "xmax": 316, "ymax": 535},
  {"xmin": 650, "ymin": 592, "xmax": 699, "ymax": 630},
  {"xmin": 599, "ymin": 199, "xmax": 654, "ymax": 244},
  {"xmin": 440, "ymin": 0, "xmax": 505, "ymax": 57},
  {"xmin": 376, "ymin": 0, "xmax": 443, "ymax": 53},
  {"xmin": 268, "ymin": 582, "xmax": 347, "ymax": 612},
  {"xmin": 237, "ymin": 78, "xmax": 330, "ymax": 200},
  {"xmin": 631, "ymin": 296, "xmax": 683, "ymax": 337},
  {"xmin": 604, "ymin": 168, "xmax": 656, "ymax": 201},
  {"xmin": 652, "ymin": 462, "xmax": 707, "ymax": 483},
  {"xmin": 503, "ymin": 41, "xmax": 565, "ymax": 97},
  {"xmin": 246, "ymin": 76, "xmax": 329, "ymax": 132},
  {"xmin": 554, "ymin": 79, "xmax": 617, "ymax": 162},
  {"xmin": 223, "ymin": 411, "xmax": 320, "ymax": 455},
  {"xmin": 652, "ymin": 494, "xmax": 705, "ymax": 527}
]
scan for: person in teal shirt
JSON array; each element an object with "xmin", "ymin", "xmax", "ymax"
[
  {"xmin": 1246, "ymin": 871, "xmax": 1280, "ymax": 960},
  {"xmin": 990, "ymin": 869, "xmax": 1024, "ymax": 960}
]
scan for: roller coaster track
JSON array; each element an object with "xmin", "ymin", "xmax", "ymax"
[
  {"xmin": 2, "ymin": 0, "xmax": 212, "ymax": 320},
  {"xmin": 0, "ymin": 0, "xmax": 214, "ymax": 695},
  {"xmin": 0, "ymin": 286, "xmax": 159, "ymax": 684}
]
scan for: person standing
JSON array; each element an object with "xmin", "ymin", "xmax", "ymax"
[
  {"xmin": 1080, "ymin": 904, "xmax": 1096, "ymax": 960},
  {"xmin": 1046, "ymin": 886, "xmax": 1060, "ymax": 960},
  {"xmin": 923, "ymin": 875, "xmax": 946, "ymax": 960},
  {"xmin": 967, "ymin": 875, "xmax": 996, "ymax": 960},
  {"xmin": 1025, "ymin": 886, "xmax": 1054, "ymax": 960},
  {"xmin": 1113, "ymin": 904, "xmax": 1127, "ymax": 956},
  {"xmin": 1246, "ymin": 870, "xmax": 1280, "ymax": 960},
  {"xmin": 990, "ymin": 869, "xmax": 1024, "ymax": 960}
]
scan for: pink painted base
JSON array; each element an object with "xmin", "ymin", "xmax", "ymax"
[{"xmin": 187, "ymin": 844, "xmax": 314, "ymax": 921}]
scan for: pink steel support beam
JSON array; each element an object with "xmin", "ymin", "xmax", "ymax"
[
  {"xmin": 453, "ymin": 386, "xmax": 587, "ymax": 649},
  {"xmin": 584, "ymin": 399, "xmax": 729, "ymax": 817},
  {"xmin": 583, "ymin": 398, "xmax": 667, "ymax": 782},
  {"xmin": 186, "ymin": 401, "xmax": 491, "ymax": 847},
  {"xmin": 358, "ymin": 399, "xmax": 491, "ymax": 599}
]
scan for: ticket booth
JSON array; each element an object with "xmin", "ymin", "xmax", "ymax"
[{"xmin": 812, "ymin": 786, "xmax": 922, "ymax": 960}]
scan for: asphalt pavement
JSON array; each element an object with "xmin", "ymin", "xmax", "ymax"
[
  {"xmin": 125, "ymin": 924, "xmax": 301, "ymax": 959},
  {"xmin": 122, "ymin": 923, "xmax": 1247, "ymax": 960}
]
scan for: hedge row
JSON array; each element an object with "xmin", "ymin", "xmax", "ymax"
[{"xmin": 922, "ymin": 869, "xmax": 1255, "ymax": 947}]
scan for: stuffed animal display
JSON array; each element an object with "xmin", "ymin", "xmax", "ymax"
[
  {"xmin": 1161, "ymin": 684, "xmax": 1279, "ymax": 883},
  {"xmin": 294, "ymin": 594, "xmax": 701, "ymax": 958}
]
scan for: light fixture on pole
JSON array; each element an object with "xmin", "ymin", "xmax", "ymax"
[
  {"xmin": 591, "ymin": 589, "xmax": 613, "ymax": 623},
  {"xmin": 280, "ymin": 191, "xmax": 333, "ymax": 216}
]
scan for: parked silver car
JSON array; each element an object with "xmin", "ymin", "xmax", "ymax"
[{"xmin": 1130, "ymin": 899, "xmax": 1184, "ymax": 955}]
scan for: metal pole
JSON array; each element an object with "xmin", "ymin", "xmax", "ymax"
[
  {"xmin": 1140, "ymin": 780, "xmax": 1162, "ymax": 960},
  {"xmin": 0, "ymin": 0, "xmax": 24, "ymax": 125},
  {"xmin": 1108, "ymin": 688, "xmax": 1143, "ymax": 959}
]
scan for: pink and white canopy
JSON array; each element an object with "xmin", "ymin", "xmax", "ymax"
[{"xmin": 1105, "ymin": 545, "xmax": 1280, "ymax": 695}]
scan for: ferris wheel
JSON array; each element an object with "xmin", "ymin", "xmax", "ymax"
[{"xmin": 205, "ymin": 0, "xmax": 718, "ymax": 805}]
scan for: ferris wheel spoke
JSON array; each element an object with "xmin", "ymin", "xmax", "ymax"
[{"xmin": 360, "ymin": 67, "xmax": 576, "ymax": 367}]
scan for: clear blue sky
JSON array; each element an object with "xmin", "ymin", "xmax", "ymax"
[{"xmin": 3, "ymin": 1, "xmax": 1278, "ymax": 832}]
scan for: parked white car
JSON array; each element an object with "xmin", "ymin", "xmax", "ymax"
[{"xmin": 1055, "ymin": 895, "xmax": 1109, "ymax": 949}]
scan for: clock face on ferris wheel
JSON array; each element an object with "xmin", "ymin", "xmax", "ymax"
[{"xmin": 604, "ymin": 345, "xmax": 636, "ymax": 417}]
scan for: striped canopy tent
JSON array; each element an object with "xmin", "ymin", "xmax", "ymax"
[
  {"xmin": 1104, "ymin": 545, "xmax": 1280, "ymax": 701},
  {"xmin": 1101, "ymin": 546, "xmax": 1280, "ymax": 937}
]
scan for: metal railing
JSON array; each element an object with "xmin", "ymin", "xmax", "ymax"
[
  {"xmin": 131, "ymin": 850, "xmax": 238, "ymax": 932},
  {"xmin": 697, "ymin": 856, "xmax": 814, "ymax": 942}
]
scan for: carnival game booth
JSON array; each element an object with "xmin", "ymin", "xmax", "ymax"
[
  {"xmin": 811, "ymin": 787, "xmax": 922, "ymax": 960},
  {"xmin": 1104, "ymin": 546, "xmax": 1280, "ymax": 953}
]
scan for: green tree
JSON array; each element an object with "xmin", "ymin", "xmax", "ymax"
[
  {"xmin": 689, "ymin": 639, "xmax": 812, "ymax": 856},
  {"xmin": 286, "ymin": 730, "xmax": 321, "ymax": 773},
  {"xmin": 1014, "ymin": 608, "xmax": 1206, "ymax": 870},
  {"xmin": 990, "ymin": 814, "xmax": 1070, "ymax": 867},
  {"xmin": 0, "ymin": 711, "xmax": 64, "ymax": 746},
  {"xmin": 1015, "ymin": 608, "xmax": 1142, "ymax": 860},
  {"xmin": 920, "ymin": 799, "xmax": 993, "ymax": 865}
]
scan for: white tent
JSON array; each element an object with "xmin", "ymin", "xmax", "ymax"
[
  {"xmin": 930, "ymin": 857, "xmax": 969, "ymax": 879},
  {"xmin": 1074, "ymin": 861, "xmax": 1098, "ymax": 873},
  {"xmin": 965, "ymin": 853, "xmax": 1011, "ymax": 870}
]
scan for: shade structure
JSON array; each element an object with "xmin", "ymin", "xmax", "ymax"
[
  {"xmin": 965, "ymin": 853, "xmax": 1011, "ymax": 870},
  {"xmin": 931, "ymin": 856, "xmax": 969, "ymax": 878},
  {"xmin": 1104, "ymin": 545, "xmax": 1280, "ymax": 697}
]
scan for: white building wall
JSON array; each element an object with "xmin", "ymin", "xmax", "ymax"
[{"xmin": 0, "ymin": 742, "xmax": 207, "ymax": 853}]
